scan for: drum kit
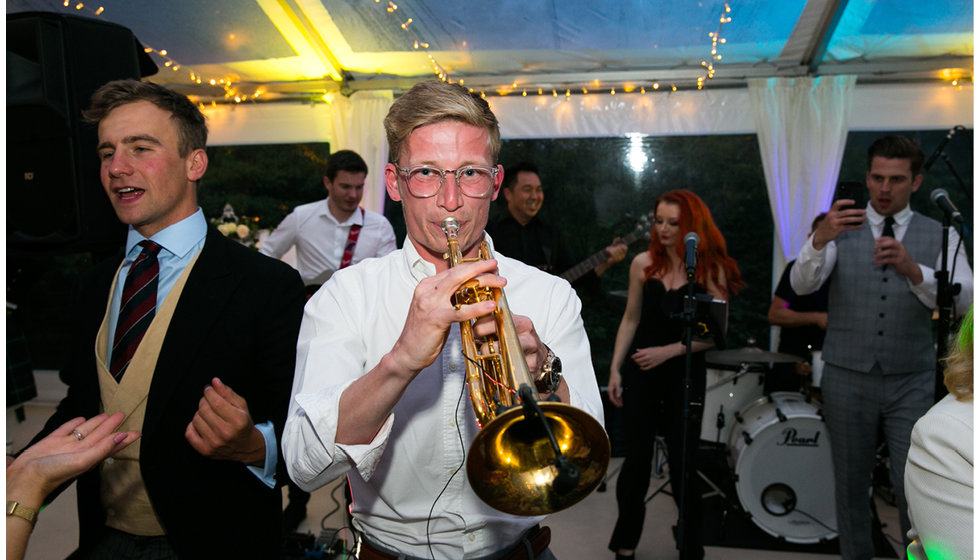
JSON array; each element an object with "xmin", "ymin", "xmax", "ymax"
[{"xmin": 695, "ymin": 345, "xmax": 838, "ymax": 544}]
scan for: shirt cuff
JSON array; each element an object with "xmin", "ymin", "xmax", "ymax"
[
  {"xmin": 294, "ymin": 385, "xmax": 394, "ymax": 483},
  {"xmin": 907, "ymin": 264, "xmax": 937, "ymax": 307},
  {"xmin": 247, "ymin": 421, "xmax": 277, "ymax": 489},
  {"xmin": 337, "ymin": 414, "xmax": 395, "ymax": 481}
]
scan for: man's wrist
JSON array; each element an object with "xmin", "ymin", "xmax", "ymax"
[
  {"xmin": 534, "ymin": 346, "xmax": 562, "ymax": 394},
  {"xmin": 244, "ymin": 426, "xmax": 267, "ymax": 466}
]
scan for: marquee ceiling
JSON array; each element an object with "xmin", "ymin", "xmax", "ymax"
[{"xmin": 7, "ymin": 0, "xmax": 974, "ymax": 104}]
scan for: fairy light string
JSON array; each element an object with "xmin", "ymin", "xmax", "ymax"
[
  {"xmin": 699, "ymin": 2, "xmax": 731, "ymax": 90},
  {"xmin": 49, "ymin": 2, "xmax": 972, "ymax": 102},
  {"xmin": 56, "ymin": 1, "xmax": 253, "ymax": 103}
]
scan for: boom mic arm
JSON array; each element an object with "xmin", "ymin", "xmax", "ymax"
[{"xmin": 923, "ymin": 126, "xmax": 965, "ymax": 171}]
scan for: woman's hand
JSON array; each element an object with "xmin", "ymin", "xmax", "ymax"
[
  {"xmin": 607, "ymin": 370, "xmax": 624, "ymax": 407},
  {"xmin": 7, "ymin": 413, "xmax": 140, "ymax": 503},
  {"xmin": 631, "ymin": 345, "xmax": 677, "ymax": 371}
]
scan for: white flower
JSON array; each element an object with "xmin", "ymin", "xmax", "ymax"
[
  {"xmin": 217, "ymin": 222, "xmax": 237, "ymax": 236},
  {"xmin": 236, "ymin": 224, "xmax": 251, "ymax": 239}
]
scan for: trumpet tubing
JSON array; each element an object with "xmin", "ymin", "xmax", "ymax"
[{"xmin": 440, "ymin": 217, "xmax": 610, "ymax": 516}]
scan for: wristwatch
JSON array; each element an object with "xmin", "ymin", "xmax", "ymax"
[
  {"xmin": 7, "ymin": 500, "xmax": 37, "ymax": 526},
  {"xmin": 534, "ymin": 347, "xmax": 563, "ymax": 394}
]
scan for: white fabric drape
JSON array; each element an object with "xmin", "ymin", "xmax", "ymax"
[
  {"xmin": 748, "ymin": 75, "xmax": 856, "ymax": 279},
  {"xmin": 327, "ymin": 90, "xmax": 394, "ymax": 214}
]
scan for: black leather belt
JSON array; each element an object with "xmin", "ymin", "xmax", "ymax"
[{"xmin": 358, "ymin": 525, "xmax": 551, "ymax": 560}]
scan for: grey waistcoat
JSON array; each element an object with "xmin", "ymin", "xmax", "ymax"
[{"xmin": 823, "ymin": 213, "xmax": 942, "ymax": 374}]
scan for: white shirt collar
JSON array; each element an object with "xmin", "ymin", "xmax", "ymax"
[
  {"xmin": 865, "ymin": 203, "xmax": 912, "ymax": 228},
  {"xmin": 402, "ymin": 231, "xmax": 495, "ymax": 284},
  {"xmin": 320, "ymin": 199, "xmax": 364, "ymax": 227}
]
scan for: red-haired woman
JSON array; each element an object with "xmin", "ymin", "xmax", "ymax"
[{"xmin": 607, "ymin": 189, "xmax": 743, "ymax": 560}]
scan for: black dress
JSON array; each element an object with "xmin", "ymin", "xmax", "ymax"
[{"xmin": 608, "ymin": 278, "xmax": 707, "ymax": 559}]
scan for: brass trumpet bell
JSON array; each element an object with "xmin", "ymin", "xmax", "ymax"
[{"xmin": 467, "ymin": 401, "xmax": 611, "ymax": 516}]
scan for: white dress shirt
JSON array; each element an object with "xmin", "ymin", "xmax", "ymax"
[
  {"xmin": 790, "ymin": 204, "xmax": 973, "ymax": 315},
  {"xmin": 259, "ymin": 199, "xmax": 397, "ymax": 285},
  {"xmin": 282, "ymin": 235, "xmax": 604, "ymax": 559}
]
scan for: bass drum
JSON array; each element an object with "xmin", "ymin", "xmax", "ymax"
[
  {"xmin": 728, "ymin": 392, "xmax": 838, "ymax": 543},
  {"xmin": 700, "ymin": 365, "xmax": 765, "ymax": 444}
]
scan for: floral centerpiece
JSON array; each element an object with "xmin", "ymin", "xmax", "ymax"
[{"xmin": 212, "ymin": 203, "xmax": 263, "ymax": 249}]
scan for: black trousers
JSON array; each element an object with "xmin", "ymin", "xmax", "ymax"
[{"xmin": 608, "ymin": 363, "xmax": 706, "ymax": 560}]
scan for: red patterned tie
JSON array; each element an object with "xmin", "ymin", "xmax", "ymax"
[
  {"xmin": 110, "ymin": 240, "xmax": 162, "ymax": 381},
  {"xmin": 339, "ymin": 208, "xmax": 365, "ymax": 270}
]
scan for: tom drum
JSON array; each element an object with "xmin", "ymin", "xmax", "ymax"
[
  {"xmin": 700, "ymin": 365, "xmax": 765, "ymax": 444},
  {"xmin": 728, "ymin": 392, "xmax": 838, "ymax": 543}
]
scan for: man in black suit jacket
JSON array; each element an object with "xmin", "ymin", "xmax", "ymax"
[{"xmin": 22, "ymin": 80, "xmax": 305, "ymax": 558}]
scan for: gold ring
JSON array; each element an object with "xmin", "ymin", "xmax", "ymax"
[{"xmin": 72, "ymin": 429, "xmax": 84, "ymax": 441}]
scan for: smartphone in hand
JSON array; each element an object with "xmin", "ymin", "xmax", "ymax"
[{"xmin": 833, "ymin": 181, "xmax": 865, "ymax": 212}]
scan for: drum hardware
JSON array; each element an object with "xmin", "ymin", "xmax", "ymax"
[
  {"xmin": 705, "ymin": 346, "xmax": 803, "ymax": 368},
  {"xmin": 700, "ymin": 364, "xmax": 765, "ymax": 444},
  {"xmin": 643, "ymin": 446, "xmax": 731, "ymax": 504}
]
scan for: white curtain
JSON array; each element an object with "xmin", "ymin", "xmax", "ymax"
[
  {"xmin": 748, "ymin": 75, "xmax": 856, "ymax": 279},
  {"xmin": 327, "ymin": 90, "xmax": 394, "ymax": 214}
]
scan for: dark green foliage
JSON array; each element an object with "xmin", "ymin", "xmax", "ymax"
[{"xmin": 200, "ymin": 143, "xmax": 331, "ymax": 228}]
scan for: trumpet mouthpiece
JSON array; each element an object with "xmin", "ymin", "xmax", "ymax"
[{"xmin": 441, "ymin": 217, "xmax": 460, "ymax": 237}]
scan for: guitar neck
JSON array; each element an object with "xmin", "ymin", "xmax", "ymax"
[
  {"xmin": 559, "ymin": 251, "xmax": 609, "ymax": 283},
  {"xmin": 559, "ymin": 232, "xmax": 639, "ymax": 283}
]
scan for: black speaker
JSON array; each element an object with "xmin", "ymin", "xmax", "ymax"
[{"xmin": 6, "ymin": 11, "xmax": 157, "ymax": 253}]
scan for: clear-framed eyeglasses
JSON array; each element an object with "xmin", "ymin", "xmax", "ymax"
[{"xmin": 397, "ymin": 164, "xmax": 499, "ymax": 199}]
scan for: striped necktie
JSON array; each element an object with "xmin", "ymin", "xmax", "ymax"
[{"xmin": 110, "ymin": 240, "xmax": 162, "ymax": 381}]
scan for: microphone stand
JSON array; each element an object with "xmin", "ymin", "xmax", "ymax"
[
  {"xmin": 675, "ymin": 262, "xmax": 698, "ymax": 559},
  {"xmin": 934, "ymin": 212, "xmax": 957, "ymax": 402}
]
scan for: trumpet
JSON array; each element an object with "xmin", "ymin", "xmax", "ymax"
[{"xmin": 441, "ymin": 217, "xmax": 610, "ymax": 516}]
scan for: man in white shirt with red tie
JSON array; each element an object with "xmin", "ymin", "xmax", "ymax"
[
  {"xmin": 261, "ymin": 149, "xmax": 396, "ymax": 530},
  {"xmin": 260, "ymin": 149, "xmax": 397, "ymax": 295}
]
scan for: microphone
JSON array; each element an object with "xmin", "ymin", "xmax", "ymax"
[
  {"xmin": 931, "ymin": 189, "xmax": 964, "ymax": 224},
  {"xmin": 923, "ymin": 126, "xmax": 964, "ymax": 171},
  {"xmin": 684, "ymin": 232, "xmax": 700, "ymax": 273}
]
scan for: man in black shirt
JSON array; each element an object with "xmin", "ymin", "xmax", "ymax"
[
  {"xmin": 767, "ymin": 213, "xmax": 830, "ymax": 394},
  {"xmin": 486, "ymin": 161, "xmax": 626, "ymax": 288}
]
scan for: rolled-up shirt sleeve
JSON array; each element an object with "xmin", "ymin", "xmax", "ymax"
[{"xmin": 282, "ymin": 273, "xmax": 398, "ymax": 491}]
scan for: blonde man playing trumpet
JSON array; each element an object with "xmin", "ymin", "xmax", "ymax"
[{"xmin": 283, "ymin": 81, "xmax": 604, "ymax": 560}]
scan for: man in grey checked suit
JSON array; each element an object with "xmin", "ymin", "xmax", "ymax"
[{"xmin": 790, "ymin": 135, "xmax": 973, "ymax": 560}]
